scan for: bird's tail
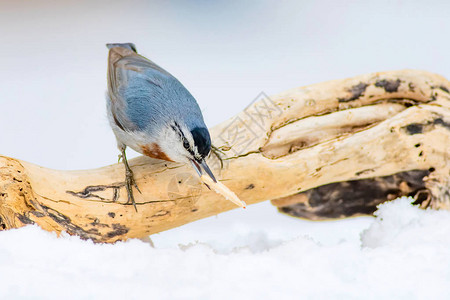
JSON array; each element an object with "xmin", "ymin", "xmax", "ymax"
[{"xmin": 106, "ymin": 43, "xmax": 137, "ymax": 53}]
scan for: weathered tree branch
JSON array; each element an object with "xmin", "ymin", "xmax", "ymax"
[{"xmin": 1, "ymin": 70, "xmax": 449, "ymax": 242}]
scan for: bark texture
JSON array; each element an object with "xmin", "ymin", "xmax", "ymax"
[{"xmin": 1, "ymin": 70, "xmax": 449, "ymax": 242}]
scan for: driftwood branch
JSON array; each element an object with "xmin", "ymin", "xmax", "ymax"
[{"xmin": 1, "ymin": 70, "xmax": 449, "ymax": 242}]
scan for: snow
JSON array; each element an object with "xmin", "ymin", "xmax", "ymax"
[{"xmin": 1, "ymin": 197, "xmax": 449, "ymax": 300}]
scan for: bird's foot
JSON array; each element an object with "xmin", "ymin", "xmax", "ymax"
[
  {"xmin": 210, "ymin": 145, "xmax": 225, "ymax": 169},
  {"xmin": 125, "ymin": 167, "xmax": 141, "ymax": 212},
  {"xmin": 120, "ymin": 148, "xmax": 141, "ymax": 212}
]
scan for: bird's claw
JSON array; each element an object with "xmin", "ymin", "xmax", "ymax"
[
  {"xmin": 126, "ymin": 168, "xmax": 141, "ymax": 194},
  {"xmin": 210, "ymin": 145, "xmax": 225, "ymax": 169},
  {"xmin": 120, "ymin": 148, "xmax": 140, "ymax": 212},
  {"xmin": 134, "ymin": 181, "xmax": 142, "ymax": 194},
  {"xmin": 125, "ymin": 169, "xmax": 139, "ymax": 212}
]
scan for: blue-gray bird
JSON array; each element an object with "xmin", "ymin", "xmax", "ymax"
[{"xmin": 106, "ymin": 43, "xmax": 217, "ymax": 211}]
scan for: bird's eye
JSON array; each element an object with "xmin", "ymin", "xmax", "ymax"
[{"xmin": 183, "ymin": 139, "xmax": 189, "ymax": 150}]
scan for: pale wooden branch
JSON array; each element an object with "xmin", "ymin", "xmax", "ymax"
[{"xmin": 1, "ymin": 70, "xmax": 449, "ymax": 242}]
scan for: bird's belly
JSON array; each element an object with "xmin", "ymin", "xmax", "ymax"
[
  {"xmin": 112, "ymin": 127, "xmax": 147, "ymax": 154},
  {"xmin": 112, "ymin": 127, "xmax": 173, "ymax": 162},
  {"xmin": 140, "ymin": 143, "xmax": 173, "ymax": 161}
]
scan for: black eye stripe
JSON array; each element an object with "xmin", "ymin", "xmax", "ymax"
[
  {"xmin": 171, "ymin": 122, "xmax": 185, "ymax": 141},
  {"xmin": 171, "ymin": 122, "xmax": 194, "ymax": 155},
  {"xmin": 171, "ymin": 122, "xmax": 182, "ymax": 137},
  {"xmin": 183, "ymin": 138, "xmax": 189, "ymax": 149}
]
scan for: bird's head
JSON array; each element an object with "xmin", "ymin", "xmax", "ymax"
[{"xmin": 155, "ymin": 120, "xmax": 217, "ymax": 183}]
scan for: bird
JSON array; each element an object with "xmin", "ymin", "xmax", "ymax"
[{"xmin": 106, "ymin": 43, "xmax": 217, "ymax": 211}]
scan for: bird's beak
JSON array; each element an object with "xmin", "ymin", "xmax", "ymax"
[
  {"xmin": 190, "ymin": 159, "xmax": 217, "ymax": 184},
  {"xmin": 190, "ymin": 158, "xmax": 247, "ymax": 209}
]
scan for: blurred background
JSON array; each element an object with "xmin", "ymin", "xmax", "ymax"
[{"xmin": 1, "ymin": 0, "xmax": 449, "ymax": 247}]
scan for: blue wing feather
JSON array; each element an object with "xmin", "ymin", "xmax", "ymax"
[{"xmin": 107, "ymin": 46, "xmax": 205, "ymax": 135}]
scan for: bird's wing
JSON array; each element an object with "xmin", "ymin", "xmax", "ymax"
[{"xmin": 107, "ymin": 47, "xmax": 171, "ymax": 132}]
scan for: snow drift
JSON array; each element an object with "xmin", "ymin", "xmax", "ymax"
[{"xmin": 0, "ymin": 197, "xmax": 449, "ymax": 300}]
